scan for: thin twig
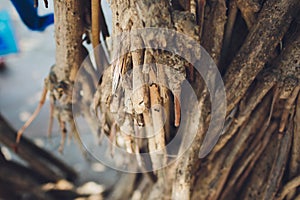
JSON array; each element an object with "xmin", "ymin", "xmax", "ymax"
[{"xmin": 16, "ymin": 86, "xmax": 48, "ymax": 145}]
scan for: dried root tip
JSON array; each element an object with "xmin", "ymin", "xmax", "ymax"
[
  {"xmin": 133, "ymin": 124, "xmax": 144, "ymax": 168},
  {"xmin": 58, "ymin": 120, "xmax": 67, "ymax": 154},
  {"xmin": 150, "ymin": 84, "xmax": 167, "ymax": 152},
  {"xmin": 174, "ymin": 95, "xmax": 181, "ymax": 127},
  {"xmin": 16, "ymin": 86, "xmax": 48, "ymax": 145},
  {"xmin": 109, "ymin": 122, "xmax": 117, "ymax": 157},
  {"xmin": 173, "ymin": 89, "xmax": 181, "ymax": 127},
  {"xmin": 15, "ymin": 131, "xmax": 22, "ymax": 145}
]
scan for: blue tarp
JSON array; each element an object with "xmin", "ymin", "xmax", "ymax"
[
  {"xmin": 11, "ymin": 0, "xmax": 54, "ymax": 31},
  {"xmin": 0, "ymin": 10, "xmax": 18, "ymax": 56}
]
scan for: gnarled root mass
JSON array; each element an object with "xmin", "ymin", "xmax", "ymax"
[{"xmin": 13, "ymin": 0, "xmax": 300, "ymax": 199}]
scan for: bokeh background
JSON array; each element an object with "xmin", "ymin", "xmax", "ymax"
[{"xmin": 0, "ymin": 0, "xmax": 116, "ymax": 191}]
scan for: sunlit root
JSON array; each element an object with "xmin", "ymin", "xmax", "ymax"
[{"xmin": 16, "ymin": 86, "xmax": 48, "ymax": 145}]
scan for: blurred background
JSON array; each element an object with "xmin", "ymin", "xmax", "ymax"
[{"xmin": 0, "ymin": 0, "xmax": 117, "ymax": 192}]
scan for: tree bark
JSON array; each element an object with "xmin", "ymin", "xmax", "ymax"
[
  {"xmin": 93, "ymin": 0, "xmax": 300, "ymax": 199},
  {"xmin": 5, "ymin": 0, "xmax": 300, "ymax": 199}
]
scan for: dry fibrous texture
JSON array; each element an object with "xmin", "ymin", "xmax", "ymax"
[
  {"xmin": 69, "ymin": 0, "xmax": 300, "ymax": 199},
  {"xmin": 213, "ymin": 24, "xmax": 300, "ymax": 155},
  {"xmin": 9, "ymin": 0, "xmax": 300, "ymax": 199},
  {"xmin": 224, "ymin": 0, "xmax": 299, "ymax": 113},
  {"xmin": 89, "ymin": 1, "xmax": 210, "ymax": 199},
  {"xmin": 16, "ymin": 0, "xmax": 109, "ymax": 155},
  {"xmin": 14, "ymin": 1, "xmax": 92, "ymax": 154},
  {"xmin": 192, "ymin": 91, "xmax": 273, "ymax": 200},
  {"xmin": 237, "ymin": 104, "xmax": 294, "ymax": 200},
  {"xmin": 287, "ymin": 93, "xmax": 300, "ymax": 199},
  {"xmin": 93, "ymin": 0, "xmax": 202, "ymax": 171},
  {"xmin": 220, "ymin": 122, "xmax": 278, "ymax": 200},
  {"xmin": 201, "ymin": 0, "xmax": 227, "ymax": 65}
]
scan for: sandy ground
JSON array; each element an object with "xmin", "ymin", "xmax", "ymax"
[{"xmin": 0, "ymin": 0, "xmax": 117, "ymax": 189}]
